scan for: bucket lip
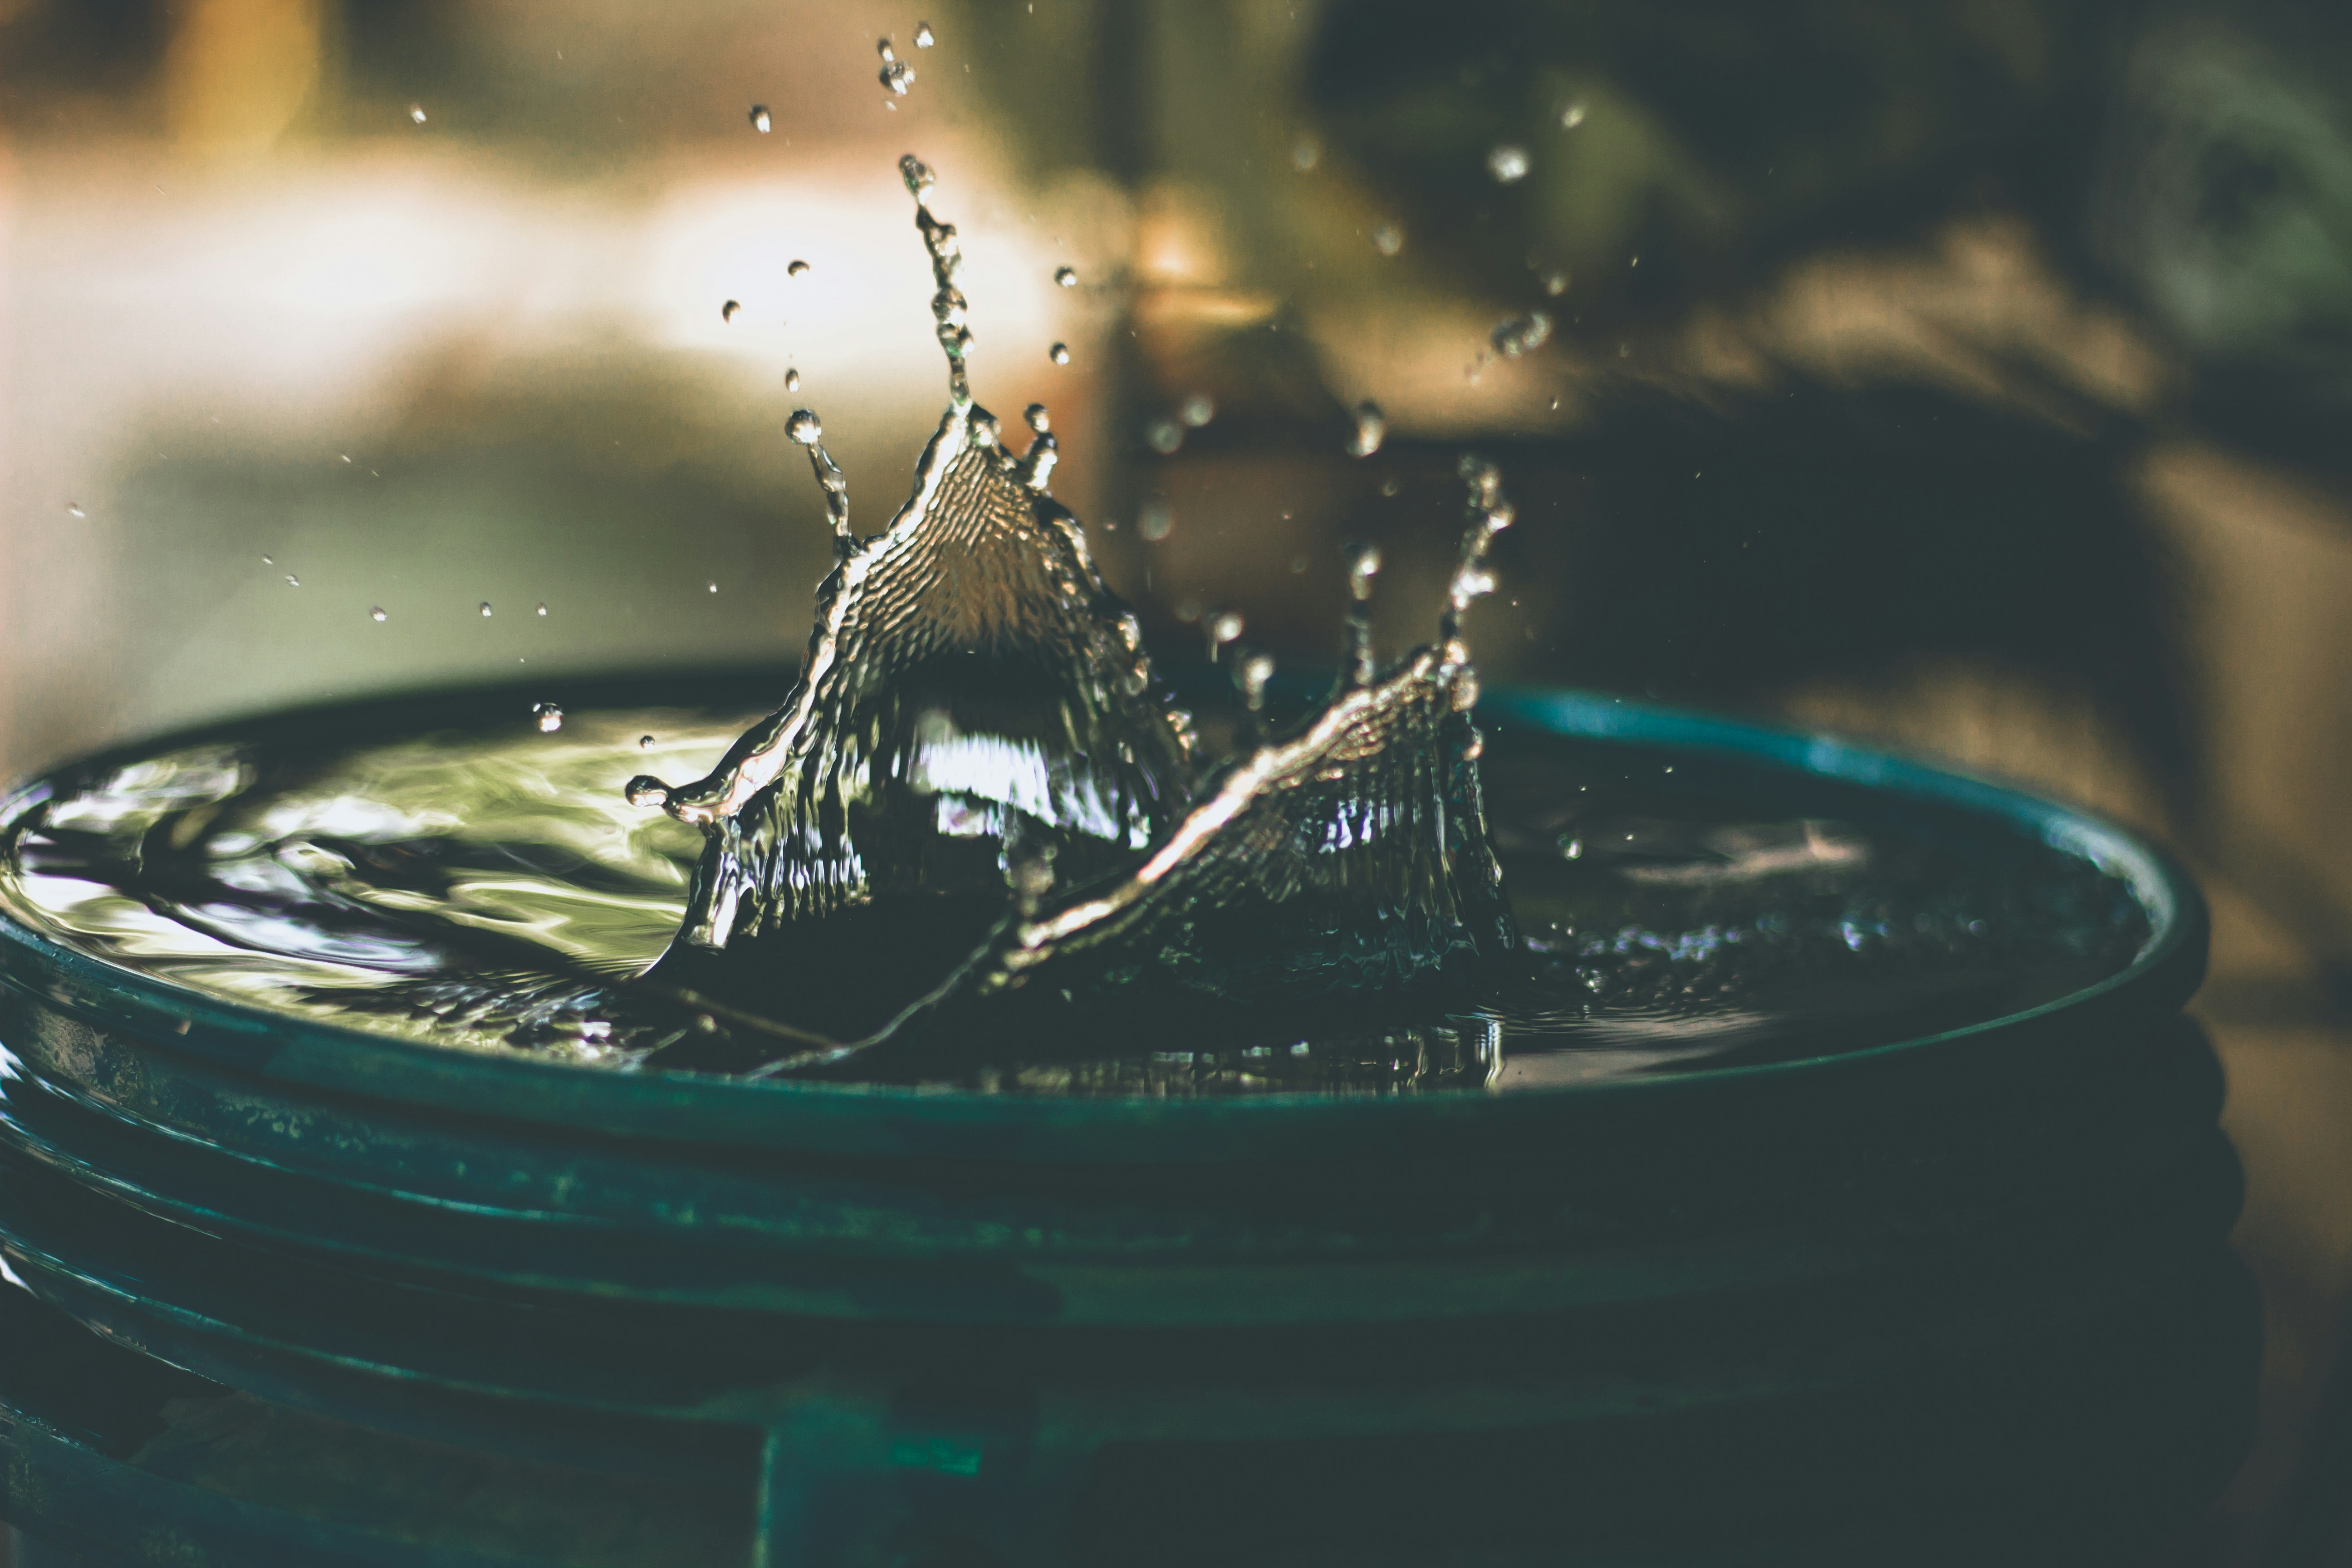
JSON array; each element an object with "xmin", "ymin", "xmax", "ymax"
[{"xmin": 0, "ymin": 668, "xmax": 2207, "ymax": 1161}]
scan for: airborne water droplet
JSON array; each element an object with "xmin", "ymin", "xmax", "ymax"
[
  {"xmin": 1205, "ymin": 609, "xmax": 1244, "ymax": 655},
  {"xmin": 1292, "ymin": 136, "xmax": 1321, "ymax": 172},
  {"xmin": 914, "ymin": 21, "xmax": 935, "ymax": 47},
  {"xmin": 787, "ymin": 409, "xmax": 823, "ymax": 445},
  {"xmin": 785, "ymin": 368, "xmax": 802, "ymax": 392},
  {"xmin": 284, "ymin": 575, "xmax": 299, "ymax": 588},
  {"xmin": 1561, "ymin": 103, "xmax": 1587, "ymax": 129},
  {"xmin": 1049, "ymin": 342, "xmax": 1071, "ymax": 365},
  {"xmin": 1346, "ymin": 400, "xmax": 1386, "ymax": 458},
  {"xmin": 878, "ymin": 38, "xmax": 915, "ymax": 96},
  {"xmin": 479, "ymin": 602, "xmax": 494, "ymax": 617},
  {"xmin": 750, "ymin": 105, "xmax": 772, "ymax": 133},
  {"xmin": 1491, "ymin": 311, "xmax": 1553, "ymax": 358},
  {"xmin": 1054, "ymin": 265, "xmax": 1078, "ymax": 288},
  {"xmin": 1145, "ymin": 418, "xmax": 1183, "ymax": 454},
  {"xmin": 1487, "ymin": 144, "xmax": 1530, "ymax": 183},
  {"xmin": 408, "ymin": 105, "xmax": 427, "ymax": 125},
  {"xmin": 66, "ymin": 502, "xmax": 85, "ymax": 518},
  {"xmin": 638, "ymin": 734, "xmax": 656, "ymax": 750},
  {"xmin": 1024, "ymin": 402, "xmax": 1050, "ymax": 433},
  {"xmin": 1137, "ymin": 500, "xmax": 1173, "ymax": 540},
  {"xmin": 788, "ymin": 259, "xmax": 810, "ymax": 278},
  {"xmin": 898, "ymin": 154, "xmax": 936, "ymax": 198},
  {"xmin": 721, "ymin": 299, "xmax": 740, "ymax": 323},
  {"xmin": 1372, "ymin": 223, "xmax": 1404, "ymax": 257},
  {"xmin": 708, "ymin": 581, "xmax": 719, "ymax": 593},
  {"xmin": 533, "ymin": 702, "xmax": 564, "ymax": 733},
  {"xmin": 536, "ymin": 603, "xmax": 548, "ymax": 617},
  {"xmin": 369, "ymin": 606, "xmax": 388, "ymax": 622},
  {"xmin": 1544, "ymin": 270, "xmax": 1570, "ymax": 296},
  {"xmin": 1180, "ymin": 394, "xmax": 1215, "ymax": 428}
]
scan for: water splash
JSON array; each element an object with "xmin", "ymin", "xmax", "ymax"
[
  {"xmin": 775, "ymin": 458, "xmax": 1520, "ymax": 1079},
  {"xmin": 620, "ymin": 156, "xmax": 1525, "ymax": 1070},
  {"xmin": 629, "ymin": 158, "xmax": 1194, "ymax": 1039}
]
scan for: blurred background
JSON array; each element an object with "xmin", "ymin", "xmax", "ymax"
[{"xmin": 2, "ymin": 0, "xmax": 2350, "ymax": 1560}]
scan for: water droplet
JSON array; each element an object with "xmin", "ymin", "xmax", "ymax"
[
  {"xmin": 721, "ymin": 299, "xmax": 740, "ymax": 323},
  {"xmin": 65, "ymin": 502, "xmax": 85, "ymax": 518},
  {"xmin": 1543, "ymin": 270, "xmax": 1570, "ymax": 296},
  {"xmin": 1561, "ymin": 103, "xmax": 1587, "ymax": 129},
  {"xmin": 1372, "ymin": 223, "xmax": 1404, "ymax": 257},
  {"xmin": 536, "ymin": 603, "xmax": 548, "ymax": 617},
  {"xmin": 707, "ymin": 581, "xmax": 720, "ymax": 593},
  {"xmin": 1491, "ymin": 311, "xmax": 1553, "ymax": 358},
  {"xmin": 1174, "ymin": 597, "xmax": 1201, "ymax": 623},
  {"xmin": 624, "ymin": 775, "xmax": 669, "ymax": 808},
  {"xmin": 1630, "ymin": 254, "xmax": 1641, "ymax": 268},
  {"xmin": 1137, "ymin": 499, "xmax": 1173, "ymax": 541},
  {"xmin": 1347, "ymin": 543, "xmax": 1383, "ymax": 598},
  {"xmin": 262, "ymin": 555, "xmax": 274, "ymax": 565},
  {"xmin": 1346, "ymin": 400, "xmax": 1386, "ymax": 457},
  {"xmin": 1049, "ymin": 342, "xmax": 1071, "ymax": 365},
  {"xmin": 898, "ymin": 154, "xmax": 936, "ymax": 197},
  {"xmin": 1054, "ymin": 265, "xmax": 1078, "ymax": 288},
  {"xmin": 1379, "ymin": 477, "xmax": 1400, "ymax": 497},
  {"xmin": 638, "ymin": 734, "xmax": 656, "ymax": 750},
  {"xmin": 1180, "ymin": 394, "xmax": 1215, "ymax": 428},
  {"xmin": 1291, "ymin": 136, "xmax": 1321, "ymax": 172},
  {"xmin": 879, "ymin": 46, "xmax": 916, "ymax": 96},
  {"xmin": 785, "ymin": 368, "xmax": 802, "ymax": 392},
  {"xmin": 914, "ymin": 21, "xmax": 935, "ymax": 48},
  {"xmin": 479, "ymin": 602, "xmax": 494, "ymax": 617},
  {"xmin": 1563, "ymin": 836, "xmax": 1584, "ymax": 859},
  {"xmin": 408, "ymin": 105, "xmax": 427, "ymax": 125},
  {"xmin": 788, "ymin": 258, "xmax": 810, "ymax": 278},
  {"xmin": 1145, "ymin": 418, "xmax": 1183, "ymax": 455},
  {"xmin": 1024, "ymin": 402, "xmax": 1050, "ymax": 433},
  {"xmin": 787, "ymin": 409, "xmax": 823, "ymax": 445},
  {"xmin": 750, "ymin": 105, "xmax": 772, "ymax": 133},
  {"xmin": 1487, "ymin": 144, "xmax": 1530, "ymax": 183},
  {"xmin": 370, "ymin": 606, "xmax": 387, "ymax": 622},
  {"xmin": 533, "ymin": 701, "xmax": 564, "ymax": 733},
  {"xmin": 284, "ymin": 574, "xmax": 300, "ymax": 588},
  {"xmin": 1206, "ymin": 609, "xmax": 1244, "ymax": 651}
]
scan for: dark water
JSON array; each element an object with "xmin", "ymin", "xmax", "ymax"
[{"xmin": 0, "ymin": 694, "xmax": 2151, "ymax": 1094}]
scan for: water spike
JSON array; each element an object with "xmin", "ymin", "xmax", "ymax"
[
  {"xmin": 1334, "ymin": 542, "xmax": 1382, "ymax": 692},
  {"xmin": 786, "ymin": 408, "xmax": 852, "ymax": 552},
  {"xmin": 1439, "ymin": 454, "xmax": 1514, "ymax": 659},
  {"xmin": 902, "ymin": 155, "xmax": 973, "ymax": 407}
]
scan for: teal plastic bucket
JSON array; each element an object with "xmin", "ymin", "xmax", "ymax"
[{"xmin": 0, "ymin": 674, "xmax": 2253, "ymax": 1566}]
